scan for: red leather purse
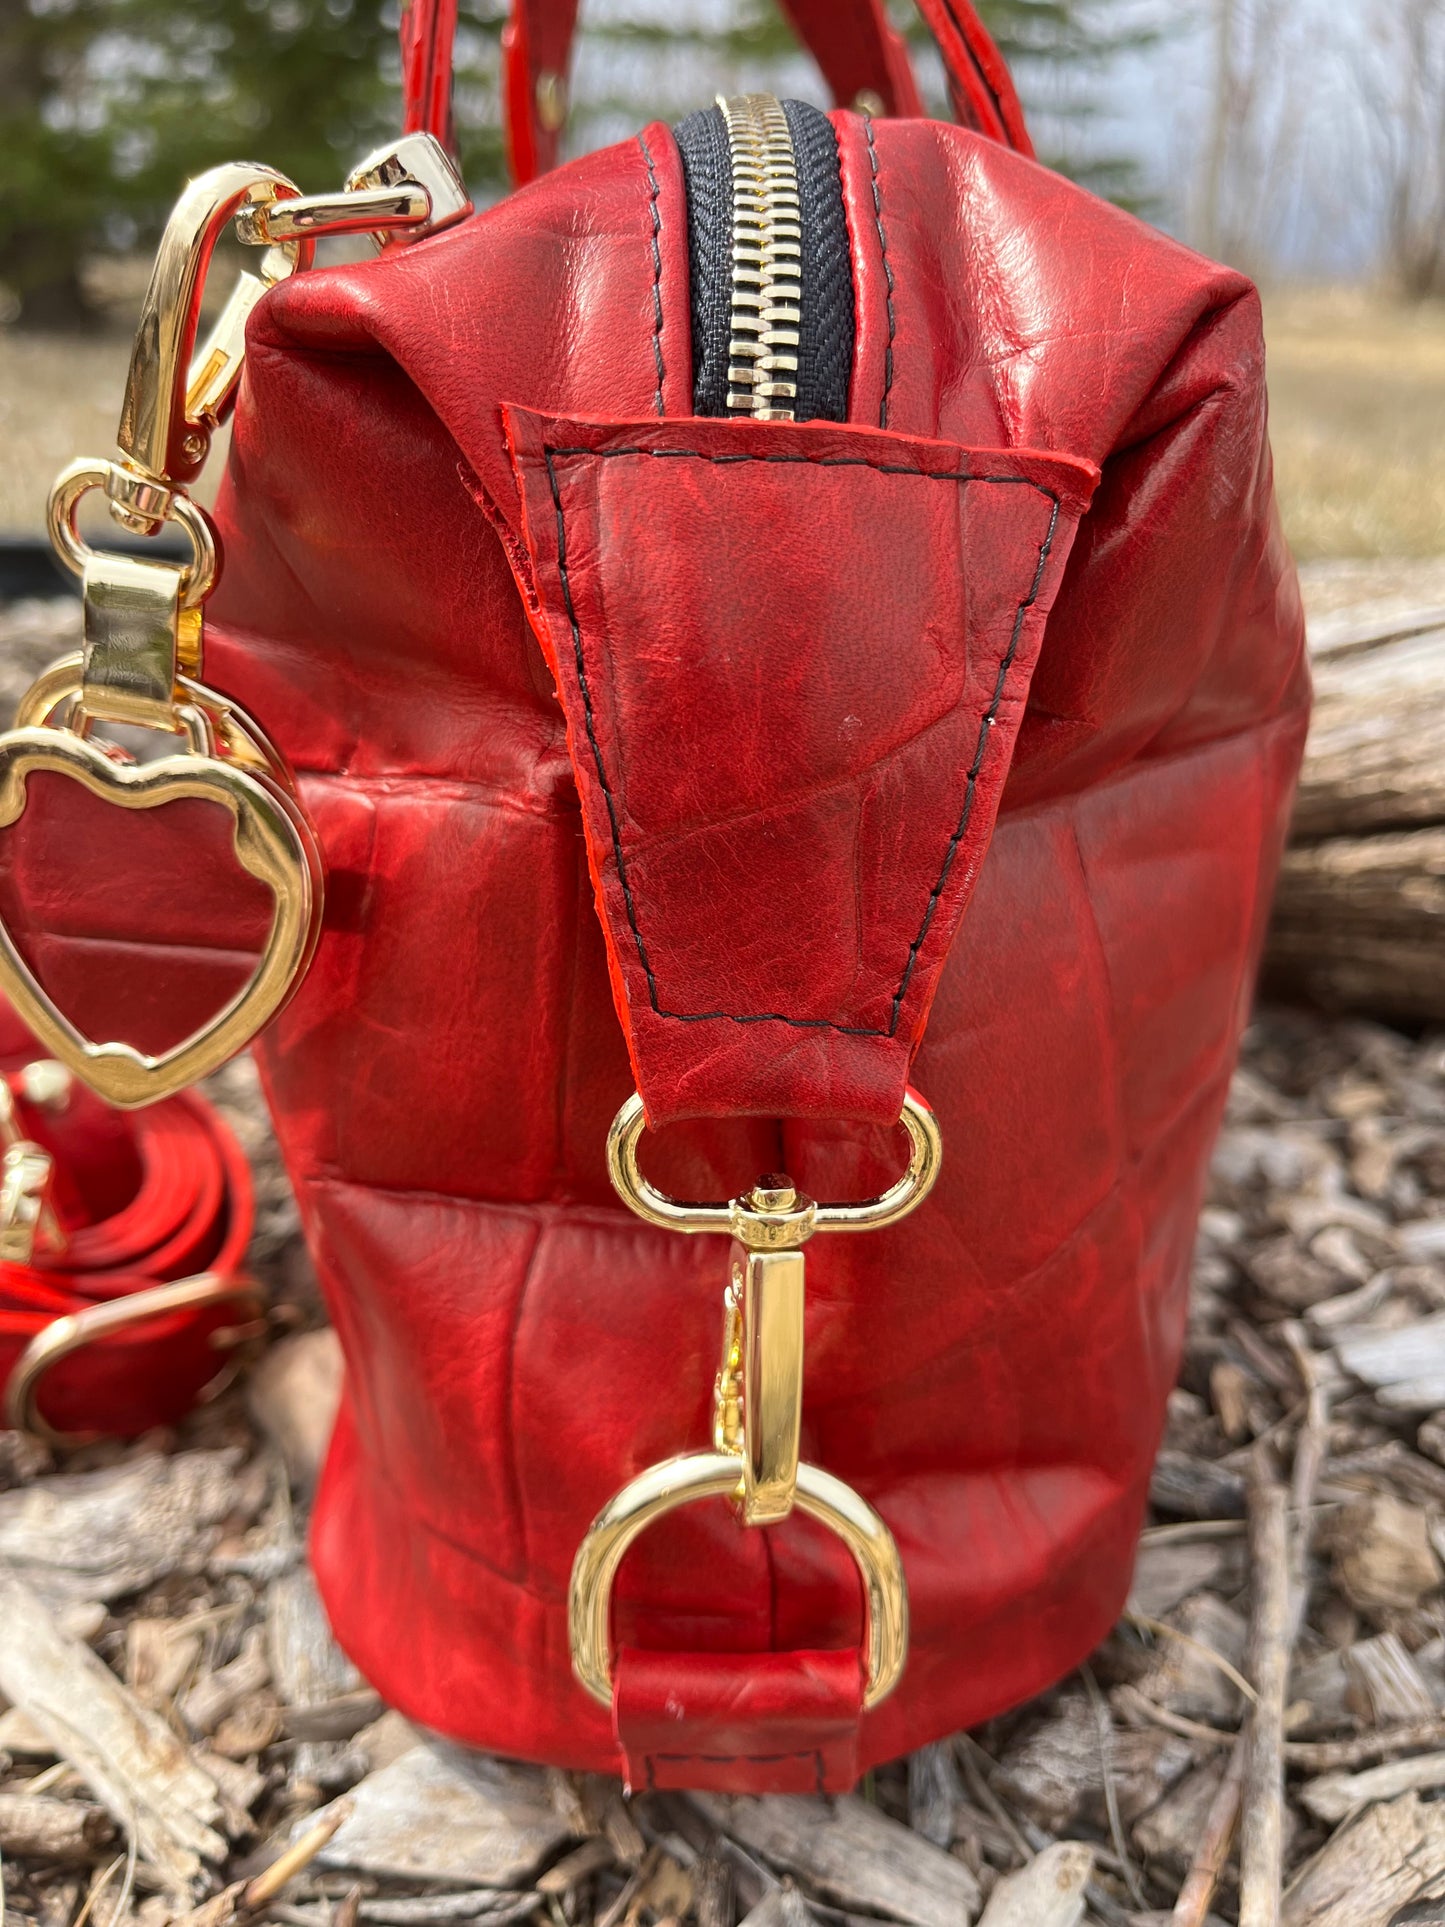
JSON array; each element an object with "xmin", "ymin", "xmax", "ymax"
[{"xmin": 0, "ymin": 0, "xmax": 1309, "ymax": 1792}]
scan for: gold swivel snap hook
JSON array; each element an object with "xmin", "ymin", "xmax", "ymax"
[{"xmin": 566, "ymin": 1090, "xmax": 942, "ymax": 1712}]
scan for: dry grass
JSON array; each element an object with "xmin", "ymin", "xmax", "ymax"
[
  {"xmin": 4, "ymin": 283, "xmax": 1445, "ymax": 561},
  {"xmin": 1263, "ymin": 286, "xmax": 1445, "ymax": 562},
  {"xmin": 0, "ymin": 332, "xmax": 132, "ymax": 537},
  {"xmin": 0, "ymin": 330, "xmax": 226, "ymax": 538}
]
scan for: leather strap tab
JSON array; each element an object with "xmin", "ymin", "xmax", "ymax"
[
  {"xmin": 614, "ymin": 1648, "xmax": 865, "ymax": 1794},
  {"xmin": 504, "ymin": 408, "xmax": 1098, "ymax": 1126}
]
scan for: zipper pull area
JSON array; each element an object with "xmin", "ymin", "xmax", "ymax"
[{"xmin": 719, "ymin": 93, "xmax": 802, "ymax": 423}]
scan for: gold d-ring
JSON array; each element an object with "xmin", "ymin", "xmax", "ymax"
[
  {"xmin": 606, "ymin": 1087, "xmax": 942, "ymax": 1238},
  {"xmin": 6, "ymin": 1272, "xmax": 261, "ymax": 1448},
  {"xmin": 15, "ymin": 654, "xmax": 295, "ymax": 781},
  {"xmin": 567, "ymin": 1449, "xmax": 909, "ymax": 1711}
]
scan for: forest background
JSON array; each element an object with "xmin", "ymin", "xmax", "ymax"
[{"xmin": 1, "ymin": 0, "xmax": 1443, "ymax": 559}]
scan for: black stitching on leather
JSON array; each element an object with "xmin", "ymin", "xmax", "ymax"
[
  {"xmin": 863, "ymin": 119, "xmax": 896, "ymax": 429},
  {"xmin": 541, "ymin": 443, "xmax": 1061, "ymax": 1038},
  {"xmin": 639, "ymin": 134, "xmax": 667, "ymax": 418},
  {"xmin": 643, "ymin": 1750, "xmax": 829, "ymax": 1796}
]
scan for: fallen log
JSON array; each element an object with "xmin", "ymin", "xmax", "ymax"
[{"xmin": 1264, "ymin": 564, "xmax": 1445, "ymax": 1021}]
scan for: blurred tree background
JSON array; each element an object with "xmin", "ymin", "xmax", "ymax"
[{"xmin": 0, "ymin": 0, "xmax": 1151, "ymax": 328}]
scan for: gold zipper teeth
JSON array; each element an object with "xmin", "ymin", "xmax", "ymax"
[{"xmin": 718, "ymin": 93, "xmax": 800, "ymax": 423}]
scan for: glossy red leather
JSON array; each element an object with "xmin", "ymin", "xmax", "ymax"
[
  {"xmin": 0, "ymin": 103, "xmax": 1308, "ymax": 1784},
  {"xmin": 0, "ymin": 1008, "xmax": 254, "ymax": 1438},
  {"xmin": 400, "ymin": 0, "xmax": 458, "ymax": 151}
]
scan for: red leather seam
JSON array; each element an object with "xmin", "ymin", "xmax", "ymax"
[
  {"xmin": 638, "ymin": 134, "xmax": 666, "ymax": 420},
  {"xmin": 642, "ymin": 1750, "xmax": 827, "ymax": 1795},
  {"xmin": 862, "ymin": 119, "xmax": 896, "ymax": 430},
  {"xmin": 540, "ymin": 443, "xmax": 1062, "ymax": 1036}
]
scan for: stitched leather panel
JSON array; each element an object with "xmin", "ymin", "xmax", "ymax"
[{"xmin": 503, "ymin": 410, "xmax": 1098, "ymax": 1122}]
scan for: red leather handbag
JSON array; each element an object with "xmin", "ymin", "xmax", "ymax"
[{"xmin": 0, "ymin": 0, "xmax": 1309, "ymax": 1792}]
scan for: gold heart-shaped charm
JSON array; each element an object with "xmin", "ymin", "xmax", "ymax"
[{"xmin": 0, "ymin": 720, "xmax": 322, "ymax": 1108}]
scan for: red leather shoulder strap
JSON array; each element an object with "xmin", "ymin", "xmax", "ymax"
[
  {"xmin": 399, "ymin": 0, "xmax": 1031, "ymax": 182},
  {"xmin": 0, "ymin": 1072, "xmax": 255, "ymax": 1440}
]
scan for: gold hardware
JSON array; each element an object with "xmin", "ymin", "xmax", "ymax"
[
  {"xmin": 0, "ymin": 1076, "xmax": 65, "ymax": 1258},
  {"xmin": 18, "ymin": 1061, "xmax": 73, "ymax": 1114},
  {"xmin": 183, "ymin": 248, "xmax": 295, "ymax": 443},
  {"xmin": 344, "ymin": 135, "xmax": 472, "ymax": 245},
  {"xmin": 536, "ymin": 71, "xmax": 569, "ymax": 135},
  {"xmin": 607, "ymin": 1084, "xmax": 940, "ymax": 1522},
  {"xmin": 5, "ymin": 1272, "xmax": 261, "ymax": 1448},
  {"xmin": 567, "ymin": 1090, "xmax": 940, "ymax": 1708},
  {"xmin": 9, "ymin": 138, "xmax": 389, "ymax": 1107},
  {"xmin": 606, "ymin": 1087, "xmax": 942, "ymax": 1239},
  {"xmin": 79, "ymin": 554, "xmax": 197, "ymax": 731},
  {"xmin": 0, "ymin": 715, "xmax": 321, "ymax": 1108},
  {"xmin": 119, "ymin": 164, "xmax": 312, "ymax": 494},
  {"xmin": 234, "ymin": 134, "xmax": 471, "ymax": 253},
  {"xmin": 568, "ymin": 1451, "xmax": 909, "ymax": 1712},
  {"xmin": 731, "ymin": 1233, "xmax": 804, "ymax": 1524},
  {"xmin": 719, "ymin": 94, "xmax": 802, "ymax": 422},
  {"xmin": 236, "ymin": 181, "xmax": 429, "ymax": 246},
  {"xmin": 852, "ymin": 90, "xmax": 886, "ymax": 118},
  {"xmin": 49, "ymin": 461, "xmax": 218, "ymax": 607},
  {"xmin": 10, "ymin": 133, "xmax": 471, "ymax": 1112},
  {"xmin": 15, "ymin": 655, "xmax": 289, "ymax": 778},
  {"xmin": 0, "ymin": 1143, "xmax": 57, "ymax": 1265}
]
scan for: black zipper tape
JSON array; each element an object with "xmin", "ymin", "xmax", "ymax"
[{"xmin": 673, "ymin": 99, "xmax": 855, "ymax": 423}]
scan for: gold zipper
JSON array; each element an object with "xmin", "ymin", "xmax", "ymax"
[{"xmin": 719, "ymin": 94, "xmax": 801, "ymax": 423}]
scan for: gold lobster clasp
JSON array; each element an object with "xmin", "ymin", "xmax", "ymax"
[{"xmin": 566, "ymin": 1089, "xmax": 942, "ymax": 1711}]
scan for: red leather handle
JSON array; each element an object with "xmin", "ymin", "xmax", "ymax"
[
  {"xmin": 398, "ymin": 0, "xmax": 1031, "ymax": 185},
  {"xmin": 400, "ymin": 0, "xmax": 459, "ymax": 150},
  {"xmin": 911, "ymin": 0, "xmax": 1033, "ymax": 150}
]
